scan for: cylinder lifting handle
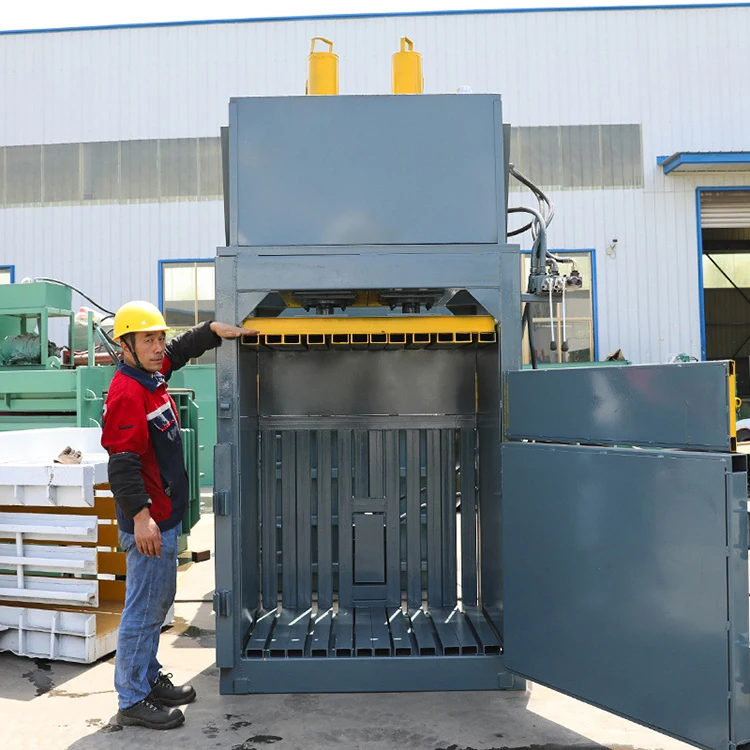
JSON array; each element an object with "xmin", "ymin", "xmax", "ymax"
[
  {"xmin": 400, "ymin": 37, "xmax": 414, "ymax": 52},
  {"xmin": 310, "ymin": 37, "xmax": 334, "ymax": 53},
  {"xmin": 548, "ymin": 282, "xmax": 557, "ymax": 352},
  {"xmin": 561, "ymin": 281, "xmax": 569, "ymax": 353}
]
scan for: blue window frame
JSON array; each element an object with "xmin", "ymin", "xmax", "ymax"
[
  {"xmin": 0, "ymin": 266, "xmax": 15, "ymax": 284},
  {"xmin": 520, "ymin": 249, "xmax": 598, "ymax": 365},
  {"xmin": 158, "ymin": 258, "xmax": 216, "ymax": 364},
  {"xmin": 696, "ymin": 187, "xmax": 750, "ymax": 362}
]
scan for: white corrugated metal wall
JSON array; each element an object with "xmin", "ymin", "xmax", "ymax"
[{"xmin": 0, "ymin": 6, "xmax": 749, "ymax": 362}]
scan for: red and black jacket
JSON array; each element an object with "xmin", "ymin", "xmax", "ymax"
[{"xmin": 101, "ymin": 321, "xmax": 221, "ymax": 534}]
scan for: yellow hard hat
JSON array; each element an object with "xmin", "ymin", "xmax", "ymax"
[{"xmin": 113, "ymin": 301, "xmax": 168, "ymax": 341}]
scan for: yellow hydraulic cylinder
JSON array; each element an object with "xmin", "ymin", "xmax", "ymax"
[
  {"xmin": 392, "ymin": 37, "xmax": 423, "ymax": 94},
  {"xmin": 306, "ymin": 37, "xmax": 338, "ymax": 95}
]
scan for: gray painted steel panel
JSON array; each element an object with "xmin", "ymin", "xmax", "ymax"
[
  {"xmin": 221, "ymin": 654, "xmax": 519, "ymax": 694},
  {"xmin": 502, "ymin": 442, "xmax": 750, "ymax": 750},
  {"xmin": 234, "ymin": 250, "xmax": 506, "ymax": 294},
  {"xmin": 506, "ymin": 361, "xmax": 735, "ymax": 451},
  {"xmin": 258, "ymin": 349, "xmax": 478, "ymax": 417},
  {"xmin": 231, "ymin": 95, "xmax": 501, "ymax": 248}
]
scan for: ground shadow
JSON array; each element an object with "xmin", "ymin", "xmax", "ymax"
[
  {"xmin": 62, "ymin": 655, "xmax": 638, "ymax": 750},
  {"xmin": 0, "ymin": 649, "xmax": 114, "ymax": 703}
]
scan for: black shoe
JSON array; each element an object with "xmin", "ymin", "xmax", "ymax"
[
  {"xmin": 149, "ymin": 672, "xmax": 197, "ymax": 706},
  {"xmin": 117, "ymin": 697, "xmax": 185, "ymax": 730}
]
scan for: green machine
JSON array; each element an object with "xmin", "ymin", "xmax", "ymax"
[
  {"xmin": 0, "ymin": 281, "xmax": 114, "ymax": 429},
  {"xmin": 0, "ymin": 281, "xmax": 202, "ymax": 539}
]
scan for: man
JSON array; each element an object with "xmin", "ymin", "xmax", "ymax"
[{"xmin": 101, "ymin": 300, "xmax": 251, "ymax": 730}]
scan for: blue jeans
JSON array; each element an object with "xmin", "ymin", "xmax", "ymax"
[{"xmin": 115, "ymin": 524, "xmax": 179, "ymax": 710}]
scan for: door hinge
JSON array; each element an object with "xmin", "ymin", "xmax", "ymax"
[
  {"xmin": 213, "ymin": 490, "xmax": 230, "ymax": 516},
  {"xmin": 213, "ymin": 589, "xmax": 233, "ymax": 617}
]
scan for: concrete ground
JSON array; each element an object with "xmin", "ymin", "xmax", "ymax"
[{"xmin": 1, "ymin": 509, "xmax": 693, "ymax": 750}]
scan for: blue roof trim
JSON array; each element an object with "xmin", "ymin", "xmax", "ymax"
[
  {"xmin": 0, "ymin": 3, "xmax": 748, "ymax": 36},
  {"xmin": 661, "ymin": 152, "xmax": 750, "ymax": 174}
]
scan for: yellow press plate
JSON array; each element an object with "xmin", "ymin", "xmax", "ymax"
[{"xmin": 241, "ymin": 316, "xmax": 496, "ymax": 336}]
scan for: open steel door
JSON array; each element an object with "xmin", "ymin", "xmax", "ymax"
[{"xmin": 502, "ymin": 362, "xmax": 750, "ymax": 750}]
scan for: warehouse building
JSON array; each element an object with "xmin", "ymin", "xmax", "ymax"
[{"xmin": 0, "ymin": 4, "xmax": 748, "ymax": 368}]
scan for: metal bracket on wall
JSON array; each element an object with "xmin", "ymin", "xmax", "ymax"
[
  {"xmin": 213, "ymin": 490, "xmax": 230, "ymax": 516},
  {"xmin": 213, "ymin": 590, "xmax": 233, "ymax": 617}
]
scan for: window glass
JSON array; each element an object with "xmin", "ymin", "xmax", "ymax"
[
  {"xmin": 702, "ymin": 253, "xmax": 750, "ymax": 289},
  {"xmin": 162, "ymin": 261, "xmax": 216, "ymax": 363},
  {"xmin": 601, "ymin": 124, "xmax": 643, "ymax": 188},
  {"xmin": 160, "ymin": 138, "xmax": 198, "ymax": 199},
  {"xmin": 561, "ymin": 125, "xmax": 601, "ymax": 189},
  {"xmin": 0, "ymin": 268, "xmax": 11, "ymax": 284},
  {"xmin": 198, "ymin": 137, "xmax": 223, "ymax": 197},
  {"xmin": 518, "ymin": 126, "xmax": 562, "ymax": 189},
  {"xmin": 511, "ymin": 124, "xmax": 643, "ymax": 190},
  {"xmin": 43, "ymin": 143, "xmax": 80, "ymax": 203},
  {"xmin": 121, "ymin": 140, "xmax": 158, "ymax": 200},
  {"xmin": 6, "ymin": 146, "xmax": 42, "ymax": 204}
]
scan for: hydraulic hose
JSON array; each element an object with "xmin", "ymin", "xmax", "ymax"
[
  {"xmin": 507, "ymin": 164, "xmax": 555, "ymax": 238},
  {"xmin": 522, "ymin": 303, "xmax": 538, "ymax": 369},
  {"xmin": 508, "ymin": 206, "xmax": 547, "ymax": 279},
  {"xmin": 32, "ymin": 277, "xmax": 116, "ymax": 317}
]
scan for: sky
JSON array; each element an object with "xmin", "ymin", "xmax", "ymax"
[{"xmin": 0, "ymin": 0, "xmax": 742, "ymax": 32}]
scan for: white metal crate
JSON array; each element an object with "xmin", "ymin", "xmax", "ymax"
[{"xmin": 0, "ymin": 427, "xmax": 108, "ymax": 507}]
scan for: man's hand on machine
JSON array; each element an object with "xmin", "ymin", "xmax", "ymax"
[
  {"xmin": 210, "ymin": 322, "xmax": 259, "ymax": 338},
  {"xmin": 134, "ymin": 507, "xmax": 162, "ymax": 558}
]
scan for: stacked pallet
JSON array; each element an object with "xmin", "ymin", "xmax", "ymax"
[{"xmin": 0, "ymin": 427, "xmax": 128, "ymax": 663}]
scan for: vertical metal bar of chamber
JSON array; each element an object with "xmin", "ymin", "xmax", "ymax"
[
  {"xmin": 296, "ymin": 431, "xmax": 312, "ymax": 609},
  {"xmin": 384, "ymin": 431, "xmax": 401, "ymax": 606},
  {"xmin": 426, "ymin": 430, "xmax": 443, "ymax": 608},
  {"xmin": 261, "ymin": 430, "xmax": 278, "ymax": 610},
  {"xmin": 406, "ymin": 429, "xmax": 422, "ymax": 609},
  {"xmin": 281, "ymin": 432, "xmax": 297, "ymax": 609},
  {"xmin": 317, "ymin": 430, "xmax": 333, "ymax": 611},
  {"xmin": 337, "ymin": 430, "xmax": 353, "ymax": 608},
  {"xmin": 460, "ymin": 428, "xmax": 478, "ymax": 607},
  {"xmin": 442, "ymin": 429, "xmax": 458, "ymax": 608},
  {"xmin": 369, "ymin": 431, "xmax": 384, "ymax": 497},
  {"xmin": 354, "ymin": 430, "xmax": 369, "ymax": 498}
]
